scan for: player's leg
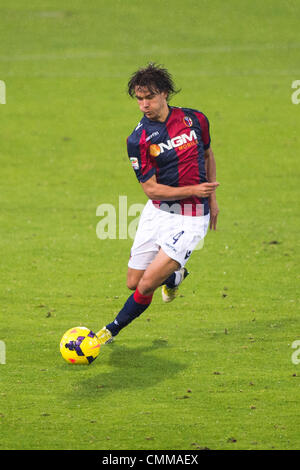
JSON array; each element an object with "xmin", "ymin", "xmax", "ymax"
[
  {"xmin": 97, "ymin": 249, "xmax": 180, "ymax": 343},
  {"xmin": 136, "ymin": 248, "xmax": 180, "ymax": 296},
  {"xmin": 136, "ymin": 249, "xmax": 190, "ymax": 303},
  {"xmin": 127, "ymin": 265, "xmax": 187, "ymax": 293},
  {"xmin": 126, "ymin": 267, "xmax": 144, "ymax": 291},
  {"xmin": 161, "ymin": 267, "xmax": 189, "ymax": 303}
]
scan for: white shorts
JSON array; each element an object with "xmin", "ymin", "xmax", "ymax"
[{"xmin": 128, "ymin": 200, "xmax": 210, "ymax": 270}]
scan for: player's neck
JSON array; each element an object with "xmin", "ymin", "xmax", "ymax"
[
  {"xmin": 147, "ymin": 104, "xmax": 170, "ymax": 123},
  {"xmin": 157, "ymin": 103, "xmax": 170, "ymax": 122}
]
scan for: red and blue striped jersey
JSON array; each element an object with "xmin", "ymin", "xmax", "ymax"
[{"xmin": 127, "ymin": 106, "xmax": 211, "ymax": 216}]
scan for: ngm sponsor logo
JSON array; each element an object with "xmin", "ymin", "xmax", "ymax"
[{"xmin": 149, "ymin": 129, "xmax": 198, "ymax": 157}]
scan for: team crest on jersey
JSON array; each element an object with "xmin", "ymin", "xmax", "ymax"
[
  {"xmin": 183, "ymin": 116, "xmax": 193, "ymax": 127},
  {"xmin": 130, "ymin": 157, "xmax": 139, "ymax": 170}
]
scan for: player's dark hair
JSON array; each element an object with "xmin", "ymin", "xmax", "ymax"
[{"xmin": 127, "ymin": 63, "xmax": 180, "ymax": 101}]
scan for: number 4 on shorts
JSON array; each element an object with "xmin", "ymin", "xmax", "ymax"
[{"xmin": 172, "ymin": 231, "xmax": 184, "ymax": 244}]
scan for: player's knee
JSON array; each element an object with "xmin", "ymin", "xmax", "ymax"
[
  {"xmin": 127, "ymin": 279, "xmax": 138, "ymax": 291},
  {"xmin": 137, "ymin": 275, "xmax": 156, "ymax": 296},
  {"xmin": 126, "ymin": 273, "xmax": 139, "ymax": 290},
  {"xmin": 127, "ymin": 268, "xmax": 145, "ymax": 291}
]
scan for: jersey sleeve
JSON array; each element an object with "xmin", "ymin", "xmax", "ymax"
[
  {"xmin": 194, "ymin": 112, "xmax": 211, "ymax": 150},
  {"xmin": 127, "ymin": 130, "xmax": 156, "ymax": 183}
]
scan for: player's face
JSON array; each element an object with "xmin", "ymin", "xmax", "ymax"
[{"xmin": 134, "ymin": 86, "xmax": 168, "ymax": 122}]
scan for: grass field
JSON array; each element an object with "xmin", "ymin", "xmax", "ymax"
[{"xmin": 0, "ymin": 0, "xmax": 300, "ymax": 451}]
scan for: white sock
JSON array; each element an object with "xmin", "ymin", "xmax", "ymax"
[{"xmin": 174, "ymin": 270, "xmax": 183, "ymax": 287}]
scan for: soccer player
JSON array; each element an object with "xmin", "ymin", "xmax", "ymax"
[{"xmin": 97, "ymin": 63, "xmax": 219, "ymax": 344}]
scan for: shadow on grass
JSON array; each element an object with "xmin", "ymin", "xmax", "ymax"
[{"xmin": 72, "ymin": 339, "xmax": 188, "ymax": 399}]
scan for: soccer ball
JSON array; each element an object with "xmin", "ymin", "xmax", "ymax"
[{"xmin": 60, "ymin": 326, "xmax": 100, "ymax": 365}]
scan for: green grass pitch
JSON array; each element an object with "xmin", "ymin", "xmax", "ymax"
[{"xmin": 0, "ymin": 0, "xmax": 299, "ymax": 450}]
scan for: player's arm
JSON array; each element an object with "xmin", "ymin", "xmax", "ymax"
[
  {"xmin": 141, "ymin": 174, "xmax": 219, "ymax": 201},
  {"xmin": 204, "ymin": 146, "xmax": 219, "ymax": 230}
]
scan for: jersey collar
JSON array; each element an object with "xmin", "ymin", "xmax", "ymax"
[{"xmin": 143, "ymin": 105, "xmax": 173, "ymax": 125}]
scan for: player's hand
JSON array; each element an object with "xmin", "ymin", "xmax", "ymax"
[
  {"xmin": 193, "ymin": 182, "xmax": 219, "ymax": 198},
  {"xmin": 209, "ymin": 196, "xmax": 219, "ymax": 230}
]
